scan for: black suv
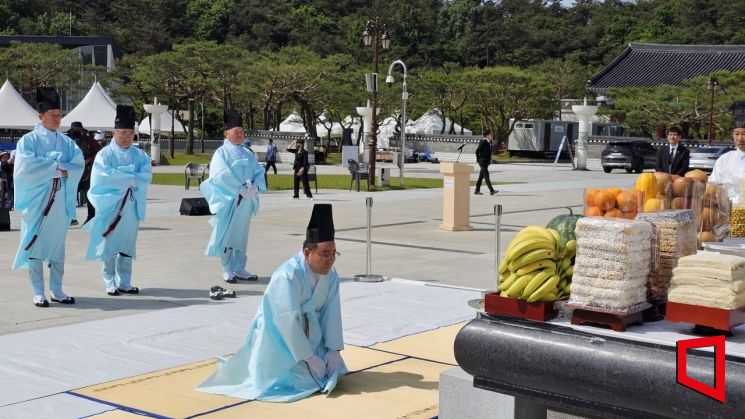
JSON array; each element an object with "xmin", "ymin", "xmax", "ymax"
[{"xmin": 600, "ymin": 140, "xmax": 657, "ymax": 173}]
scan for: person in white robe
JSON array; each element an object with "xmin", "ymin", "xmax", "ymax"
[
  {"xmin": 200, "ymin": 109, "xmax": 266, "ymax": 284},
  {"xmin": 197, "ymin": 203, "xmax": 347, "ymax": 402},
  {"xmin": 709, "ymin": 121, "xmax": 745, "ymax": 202},
  {"xmin": 84, "ymin": 105, "xmax": 152, "ymax": 295},
  {"xmin": 12, "ymin": 87, "xmax": 84, "ymax": 307}
]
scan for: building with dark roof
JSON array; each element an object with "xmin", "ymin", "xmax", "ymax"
[
  {"xmin": 0, "ymin": 35, "xmax": 121, "ymax": 70},
  {"xmin": 589, "ymin": 43, "xmax": 745, "ymax": 95}
]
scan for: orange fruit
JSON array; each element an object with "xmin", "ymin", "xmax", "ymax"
[
  {"xmin": 607, "ymin": 188, "xmax": 622, "ymax": 197},
  {"xmin": 604, "ymin": 208, "xmax": 623, "ymax": 218},
  {"xmin": 594, "ymin": 190, "xmax": 616, "ymax": 211},
  {"xmin": 584, "ymin": 206, "xmax": 603, "ymax": 216},
  {"xmin": 584, "ymin": 188, "xmax": 599, "ymax": 207},
  {"xmin": 616, "ymin": 190, "xmax": 639, "ymax": 212}
]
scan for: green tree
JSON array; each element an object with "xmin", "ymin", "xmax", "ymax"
[
  {"xmin": 468, "ymin": 66, "xmax": 554, "ymax": 150},
  {"xmin": 0, "ymin": 42, "xmax": 80, "ymax": 103}
]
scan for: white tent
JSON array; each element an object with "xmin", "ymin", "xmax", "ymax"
[
  {"xmin": 0, "ymin": 80, "xmax": 40, "ymax": 130},
  {"xmin": 375, "ymin": 114, "xmax": 416, "ymax": 149},
  {"xmin": 276, "ymin": 111, "xmax": 306, "ymax": 133},
  {"xmin": 138, "ymin": 111, "xmax": 187, "ymax": 135},
  {"xmin": 60, "ymin": 82, "xmax": 118, "ymax": 131},
  {"xmin": 316, "ymin": 113, "xmax": 344, "ymax": 138},
  {"xmin": 411, "ymin": 109, "xmax": 472, "ymax": 135}
]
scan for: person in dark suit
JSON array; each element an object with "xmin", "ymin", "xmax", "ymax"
[
  {"xmin": 655, "ymin": 126, "xmax": 690, "ymax": 176},
  {"xmin": 292, "ymin": 139, "xmax": 312, "ymax": 199},
  {"xmin": 475, "ymin": 129, "xmax": 497, "ymax": 195}
]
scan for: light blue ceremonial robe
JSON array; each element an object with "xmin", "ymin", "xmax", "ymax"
[
  {"xmin": 200, "ymin": 140, "xmax": 266, "ymax": 265},
  {"xmin": 84, "ymin": 142, "xmax": 152, "ymax": 261},
  {"xmin": 12, "ymin": 123, "xmax": 83, "ymax": 270},
  {"xmin": 197, "ymin": 251, "xmax": 347, "ymax": 401}
]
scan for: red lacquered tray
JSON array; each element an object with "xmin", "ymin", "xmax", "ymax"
[
  {"xmin": 484, "ymin": 292, "xmax": 557, "ymax": 322},
  {"xmin": 666, "ymin": 301, "xmax": 745, "ymax": 333}
]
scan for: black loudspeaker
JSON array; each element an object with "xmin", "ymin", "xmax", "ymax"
[
  {"xmin": 180, "ymin": 198, "xmax": 211, "ymax": 216},
  {"xmin": 0, "ymin": 208, "xmax": 9, "ymax": 231}
]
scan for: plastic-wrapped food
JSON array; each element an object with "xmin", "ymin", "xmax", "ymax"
[
  {"xmin": 568, "ymin": 217, "xmax": 653, "ymax": 310},
  {"xmin": 668, "ymin": 251, "xmax": 745, "ymax": 309},
  {"xmin": 636, "ymin": 210, "xmax": 697, "ymax": 300},
  {"xmin": 698, "ymin": 182, "xmax": 730, "ymax": 243},
  {"xmin": 583, "ymin": 187, "xmax": 642, "ymax": 219}
]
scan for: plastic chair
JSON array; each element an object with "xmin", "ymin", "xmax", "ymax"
[
  {"xmin": 307, "ymin": 165, "xmax": 318, "ymax": 193},
  {"xmin": 347, "ymin": 159, "xmax": 369, "ymax": 191},
  {"xmin": 184, "ymin": 162, "xmax": 206, "ymax": 190}
]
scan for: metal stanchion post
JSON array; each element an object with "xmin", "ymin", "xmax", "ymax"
[
  {"xmin": 495, "ymin": 204, "xmax": 502, "ymax": 289},
  {"xmin": 355, "ymin": 197, "xmax": 384, "ymax": 282}
]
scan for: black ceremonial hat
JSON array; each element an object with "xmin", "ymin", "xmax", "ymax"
[
  {"xmin": 306, "ymin": 204, "xmax": 335, "ymax": 244},
  {"xmin": 36, "ymin": 87, "xmax": 61, "ymax": 113},
  {"xmin": 115, "ymin": 105, "xmax": 136, "ymax": 129},
  {"xmin": 224, "ymin": 109, "xmax": 243, "ymax": 130}
]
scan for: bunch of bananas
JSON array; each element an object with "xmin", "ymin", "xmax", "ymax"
[{"xmin": 497, "ymin": 225, "xmax": 575, "ymax": 302}]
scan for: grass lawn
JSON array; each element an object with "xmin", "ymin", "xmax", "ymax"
[
  {"xmin": 154, "ymin": 172, "xmax": 516, "ymax": 191},
  {"xmin": 158, "ymin": 152, "xmax": 212, "ymax": 166},
  {"xmin": 156, "ymin": 151, "xmax": 537, "ymax": 168}
]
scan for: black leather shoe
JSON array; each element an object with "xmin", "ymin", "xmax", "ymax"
[
  {"xmin": 490, "ymin": 190, "xmax": 498, "ymax": 195},
  {"xmin": 117, "ymin": 287, "xmax": 140, "ymax": 294},
  {"xmin": 107, "ymin": 290, "xmax": 120, "ymax": 296},
  {"xmin": 50, "ymin": 296, "xmax": 75, "ymax": 304},
  {"xmin": 34, "ymin": 299, "xmax": 49, "ymax": 307},
  {"xmin": 474, "ymin": 191, "xmax": 483, "ymax": 195}
]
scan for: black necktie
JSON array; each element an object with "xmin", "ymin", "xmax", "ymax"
[{"xmin": 669, "ymin": 148, "xmax": 675, "ymax": 162}]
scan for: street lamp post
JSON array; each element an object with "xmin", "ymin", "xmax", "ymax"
[
  {"xmin": 386, "ymin": 59, "xmax": 407, "ymax": 186},
  {"xmin": 707, "ymin": 75, "xmax": 719, "ymax": 146},
  {"xmin": 362, "ymin": 18, "xmax": 390, "ymax": 188}
]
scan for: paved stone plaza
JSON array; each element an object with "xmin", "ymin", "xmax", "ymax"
[{"xmin": 0, "ymin": 161, "xmax": 637, "ymax": 335}]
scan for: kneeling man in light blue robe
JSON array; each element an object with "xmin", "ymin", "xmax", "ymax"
[
  {"xmin": 84, "ymin": 105, "xmax": 152, "ymax": 295},
  {"xmin": 197, "ymin": 204, "xmax": 347, "ymax": 402},
  {"xmin": 200, "ymin": 109, "xmax": 266, "ymax": 283},
  {"xmin": 13, "ymin": 87, "xmax": 84, "ymax": 307}
]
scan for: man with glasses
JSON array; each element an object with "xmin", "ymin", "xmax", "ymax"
[
  {"xmin": 198, "ymin": 203, "xmax": 347, "ymax": 401},
  {"xmin": 12, "ymin": 87, "xmax": 84, "ymax": 307},
  {"xmin": 201, "ymin": 109, "xmax": 266, "ymax": 285},
  {"xmin": 83, "ymin": 105, "xmax": 152, "ymax": 296}
]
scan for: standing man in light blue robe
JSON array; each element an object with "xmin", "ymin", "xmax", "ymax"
[
  {"xmin": 197, "ymin": 203, "xmax": 347, "ymax": 402},
  {"xmin": 12, "ymin": 87, "xmax": 84, "ymax": 307},
  {"xmin": 201, "ymin": 109, "xmax": 266, "ymax": 284},
  {"xmin": 84, "ymin": 105, "xmax": 152, "ymax": 296}
]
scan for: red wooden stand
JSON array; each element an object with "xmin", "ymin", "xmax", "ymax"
[
  {"xmin": 484, "ymin": 292, "xmax": 557, "ymax": 322},
  {"xmin": 666, "ymin": 301, "xmax": 745, "ymax": 335},
  {"xmin": 567, "ymin": 303, "xmax": 651, "ymax": 332}
]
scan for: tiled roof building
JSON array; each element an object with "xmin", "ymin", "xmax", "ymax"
[{"xmin": 589, "ymin": 43, "xmax": 745, "ymax": 94}]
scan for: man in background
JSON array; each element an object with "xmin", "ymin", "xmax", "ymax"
[
  {"xmin": 475, "ymin": 129, "xmax": 497, "ymax": 195},
  {"xmin": 293, "ymin": 139, "xmax": 312, "ymax": 199},
  {"xmin": 655, "ymin": 126, "xmax": 690, "ymax": 176}
]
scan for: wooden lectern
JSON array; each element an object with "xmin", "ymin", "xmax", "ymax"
[{"xmin": 439, "ymin": 162, "xmax": 474, "ymax": 231}]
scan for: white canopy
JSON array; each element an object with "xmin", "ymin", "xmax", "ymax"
[
  {"xmin": 411, "ymin": 109, "xmax": 472, "ymax": 135},
  {"xmin": 375, "ymin": 114, "xmax": 416, "ymax": 149},
  {"xmin": 316, "ymin": 113, "xmax": 344, "ymax": 138},
  {"xmin": 0, "ymin": 80, "xmax": 40, "ymax": 130},
  {"xmin": 138, "ymin": 110, "xmax": 187, "ymax": 135},
  {"xmin": 60, "ymin": 82, "xmax": 117, "ymax": 131},
  {"xmin": 276, "ymin": 110, "xmax": 306, "ymax": 133}
]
